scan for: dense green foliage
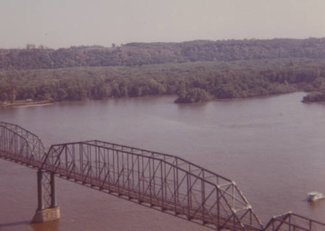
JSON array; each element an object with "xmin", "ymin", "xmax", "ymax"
[
  {"xmin": 2, "ymin": 38, "xmax": 325, "ymax": 70},
  {"xmin": 175, "ymin": 88, "xmax": 212, "ymax": 103},
  {"xmin": 1, "ymin": 58, "xmax": 325, "ymax": 104},
  {"xmin": 302, "ymin": 91, "xmax": 325, "ymax": 103},
  {"xmin": 1, "ymin": 38, "xmax": 325, "ymax": 104}
]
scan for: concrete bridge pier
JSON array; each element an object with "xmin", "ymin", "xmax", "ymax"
[{"xmin": 32, "ymin": 170, "xmax": 60, "ymax": 223}]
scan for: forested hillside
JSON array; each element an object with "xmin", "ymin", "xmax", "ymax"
[
  {"xmin": 1, "ymin": 38, "xmax": 325, "ymax": 104},
  {"xmin": 1, "ymin": 38, "xmax": 325, "ymax": 70},
  {"xmin": 1, "ymin": 58, "xmax": 325, "ymax": 104}
]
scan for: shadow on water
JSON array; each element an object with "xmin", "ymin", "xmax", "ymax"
[
  {"xmin": 30, "ymin": 220, "xmax": 60, "ymax": 231},
  {"xmin": 308, "ymin": 200, "xmax": 325, "ymax": 210},
  {"xmin": 0, "ymin": 220, "xmax": 59, "ymax": 231},
  {"xmin": 0, "ymin": 220, "xmax": 30, "ymax": 228}
]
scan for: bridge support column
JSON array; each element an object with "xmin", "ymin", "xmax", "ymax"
[{"xmin": 32, "ymin": 170, "xmax": 60, "ymax": 223}]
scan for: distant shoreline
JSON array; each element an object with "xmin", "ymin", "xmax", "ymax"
[{"xmin": 0, "ymin": 100, "xmax": 54, "ymax": 108}]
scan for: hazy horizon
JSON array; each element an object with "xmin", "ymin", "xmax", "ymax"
[{"xmin": 1, "ymin": 0, "xmax": 325, "ymax": 49}]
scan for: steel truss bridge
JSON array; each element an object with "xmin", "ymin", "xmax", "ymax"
[{"xmin": 0, "ymin": 121, "xmax": 324, "ymax": 231}]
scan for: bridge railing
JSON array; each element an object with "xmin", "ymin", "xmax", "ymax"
[
  {"xmin": 264, "ymin": 212, "xmax": 325, "ymax": 231},
  {"xmin": 42, "ymin": 141, "xmax": 262, "ymax": 230},
  {"xmin": 0, "ymin": 122, "xmax": 45, "ymax": 167}
]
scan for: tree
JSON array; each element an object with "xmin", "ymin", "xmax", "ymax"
[
  {"xmin": 175, "ymin": 88, "xmax": 212, "ymax": 103},
  {"xmin": 57, "ymin": 88, "xmax": 68, "ymax": 101},
  {"xmin": 0, "ymin": 92, "xmax": 8, "ymax": 102}
]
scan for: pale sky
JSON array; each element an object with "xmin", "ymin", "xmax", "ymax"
[{"xmin": 1, "ymin": 0, "xmax": 325, "ymax": 48}]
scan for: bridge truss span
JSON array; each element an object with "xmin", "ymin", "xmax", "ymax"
[
  {"xmin": 0, "ymin": 121, "xmax": 45, "ymax": 167},
  {"xmin": 0, "ymin": 121, "xmax": 324, "ymax": 230},
  {"xmin": 42, "ymin": 140, "xmax": 262, "ymax": 230},
  {"xmin": 0, "ymin": 121, "xmax": 57, "ymax": 218},
  {"xmin": 85, "ymin": 140, "xmax": 258, "ymax": 220},
  {"xmin": 264, "ymin": 212, "xmax": 325, "ymax": 231}
]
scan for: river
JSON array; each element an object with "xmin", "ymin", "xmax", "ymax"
[{"xmin": 0, "ymin": 92, "xmax": 324, "ymax": 231}]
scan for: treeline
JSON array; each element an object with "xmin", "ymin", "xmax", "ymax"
[
  {"xmin": 1, "ymin": 58, "xmax": 325, "ymax": 103},
  {"xmin": 1, "ymin": 38, "xmax": 325, "ymax": 70}
]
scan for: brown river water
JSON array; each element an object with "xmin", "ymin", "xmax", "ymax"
[{"xmin": 0, "ymin": 92, "xmax": 324, "ymax": 231}]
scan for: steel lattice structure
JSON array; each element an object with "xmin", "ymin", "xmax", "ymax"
[
  {"xmin": 0, "ymin": 121, "xmax": 55, "ymax": 210},
  {"xmin": 0, "ymin": 121, "xmax": 45, "ymax": 166},
  {"xmin": 264, "ymin": 212, "xmax": 325, "ymax": 231},
  {"xmin": 0, "ymin": 121, "xmax": 324, "ymax": 231},
  {"xmin": 42, "ymin": 140, "xmax": 262, "ymax": 230}
]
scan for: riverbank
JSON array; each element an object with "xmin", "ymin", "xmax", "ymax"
[
  {"xmin": 0, "ymin": 90, "xmax": 307, "ymax": 109},
  {"xmin": 0, "ymin": 100, "xmax": 54, "ymax": 108},
  {"xmin": 0, "ymin": 58, "xmax": 324, "ymax": 105}
]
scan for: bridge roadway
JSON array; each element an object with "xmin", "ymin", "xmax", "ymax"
[{"xmin": 0, "ymin": 121, "xmax": 324, "ymax": 231}]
